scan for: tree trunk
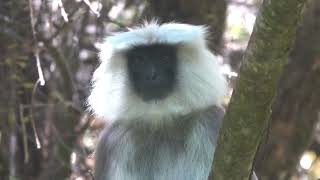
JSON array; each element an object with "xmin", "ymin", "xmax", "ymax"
[
  {"xmin": 255, "ymin": 0, "xmax": 320, "ymax": 179},
  {"xmin": 209, "ymin": 0, "xmax": 306, "ymax": 179}
]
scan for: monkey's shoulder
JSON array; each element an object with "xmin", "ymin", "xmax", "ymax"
[
  {"xmin": 94, "ymin": 106, "xmax": 224, "ymax": 180},
  {"xmin": 100, "ymin": 105, "xmax": 224, "ymax": 147}
]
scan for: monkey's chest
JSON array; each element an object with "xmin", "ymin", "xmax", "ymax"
[{"xmin": 110, "ymin": 123, "xmax": 215, "ymax": 180}]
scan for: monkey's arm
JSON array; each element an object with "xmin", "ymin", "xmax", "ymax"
[{"xmin": 94, "ymin": 123, "xmax": 132, "ymax": 180}]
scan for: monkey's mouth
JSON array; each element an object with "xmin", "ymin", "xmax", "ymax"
[
  {"xmin": 134, "ymin": 80, "xmax": 173, "ymax": 102},
  {"xmin": 129, "ymin": 69, "xmax": 176, "ymax": 102}
]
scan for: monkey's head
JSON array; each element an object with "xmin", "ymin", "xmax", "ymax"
[{"xmin": 88, "ymin": 22, "xmax": 227, "ymax": 123}]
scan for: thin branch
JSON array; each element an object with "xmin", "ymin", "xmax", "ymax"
[
  {"xmin": 19, "ymin": 104, "xmax": 29, "ymax": 163},
  {"xmin": 29, "ymin": 0, "xmax": 45, "ymax": 149},
  {"xmin": 82, "ymin": 0, "xmax": 101, "ymax": 17},
  {"xmin": 35, "ymin": 49, "xmax": 45, "ymax": 86},
  {"xmin": 29, "ymin": 0, "xmax": 45, "ymax": 86},
  {"xmin": 30, "ymin": 79, "xmax": 42, "ymax": 149},
  {"xmin": 45, "ymin": 44, "xmax": 75, "ymax": 99},
  {"xmin": 36, "ymin": 1, "xmax": 82, "ymax": 44},
  {"xmin": 57, "ymin": 0, "xmax": 69, "ymax": 22}
]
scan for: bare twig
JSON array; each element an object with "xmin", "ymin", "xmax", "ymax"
[
  {"xmin": 29, "ymin": 0, "xmax": 45, "ymax": 86},
  {"xmin": 30, "ymin": 79, "xmax": 42, "ymax": 149},
  {"xmin": 45, "ymin": 44, "xmax": 75, "ymax": 99},
  {"xmin": 82, "ymin": 0, "xmax": 101, "ymax": 17},
  {"xmin": 35, "ymin": 49, "xmax": 45, "ymax": 86},
  {"xmin": 29, "ymin": 0, "xmax": 44, "ymax": 150},
  {"xmin": 57, "ymin": 0, "xmax": 69, "ymax": 22},
  {"xmin": 19, "ymin": 104, "xmax": 30, "ymax": 163},
  {"xmin": 39, "ymin": 2, "xmax": 82, "ymax": 44}
]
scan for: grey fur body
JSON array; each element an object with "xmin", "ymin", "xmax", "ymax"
[{"xmin": 94, "ymin": 107, "xmax": 224, "ymax": 180}]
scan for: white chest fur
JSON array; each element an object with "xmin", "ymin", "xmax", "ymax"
[{"xmin": 105, "ymin": 121, "xmax": 215, "ymax": 180}]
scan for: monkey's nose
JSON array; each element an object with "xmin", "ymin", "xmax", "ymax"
[
  {"xmin": 146, "ymin": 67, "xmax": 159, "ymax": 81},
  {"xmin": 146, "ymin": 72, "xmax": 158, "ymax": 81}
]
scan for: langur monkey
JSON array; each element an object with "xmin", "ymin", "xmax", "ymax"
[{"xmin": 88, "ymin": 22, "xmax": 252, "ymax": 180}]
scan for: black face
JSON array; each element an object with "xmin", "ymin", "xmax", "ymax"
[{"xmin": 126, "ymin": 43, "xmax": 178, "ymax": 101}]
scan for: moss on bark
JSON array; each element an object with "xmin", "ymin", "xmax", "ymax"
[{"xmin": 209, "ymin": 0, "xmax": 306, "ymax": 179}]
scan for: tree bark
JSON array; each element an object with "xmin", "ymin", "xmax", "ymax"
[
  {"xmin": 255, "ymin": 0, "xmax": 320, "ymax": 179},
  {"xmin": 209, "ymin": 0, "xmax": 306, "ymax": 179}
]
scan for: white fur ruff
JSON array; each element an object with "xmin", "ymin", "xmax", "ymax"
[{"xmin": 88, "ymin": 22, "xmax": 227, "ymax": 123}]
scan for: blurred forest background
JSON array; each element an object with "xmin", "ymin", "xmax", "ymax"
[{"xmin": 0, "ymin": 0, "xmax": 320, "ymax": 179}]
